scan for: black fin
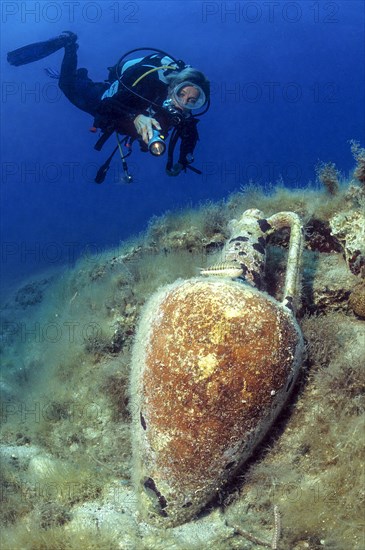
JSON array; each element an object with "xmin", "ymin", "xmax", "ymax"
[{"xmin": 7, "ymin": 34, "xmax": 74, "ymax": 66}]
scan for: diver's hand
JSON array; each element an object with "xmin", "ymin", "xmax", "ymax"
[
  {"xmin": 133, "ymin": 115, "xmax": 161, "ymax": 145},
  {"xmin": 166, "ymin": 162, "xmax": 184, "ymax": 177}
]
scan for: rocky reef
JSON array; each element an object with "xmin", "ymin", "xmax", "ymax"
[{"xmin": 1, "ymin": 169, "xmax": 364, "ymax": 548}]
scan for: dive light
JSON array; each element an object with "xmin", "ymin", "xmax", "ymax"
[{"xmin": 148, "ymin": 130, "xmax": 166, "ymax": 156}]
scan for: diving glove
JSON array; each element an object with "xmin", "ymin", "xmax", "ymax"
[
  {"xmin": 166, "ymin": 155, "xmax": 195, "ymax": 177},
  {"xmin": 166, "ymin": 162, "xmax": 184, "ymax": 177}
]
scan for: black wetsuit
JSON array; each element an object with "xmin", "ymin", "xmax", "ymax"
[
  {"xmin": 58, "ymin": 43, "xmax": 108, "ymax": 116},
  {"xmin": 58, "ymin": 44, "xmax": 199, "ymax": 164}
]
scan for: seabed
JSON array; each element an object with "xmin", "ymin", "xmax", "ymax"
[{"xmin": 1, "ymin": 160, "xmax": 364, "ymax": 549}]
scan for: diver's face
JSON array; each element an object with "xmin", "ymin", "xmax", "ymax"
[{"xmin": 172, "ymin": 85, "xmax": 200, "ymax": 110}]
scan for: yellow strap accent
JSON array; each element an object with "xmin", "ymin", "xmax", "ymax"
[{"xmin": 132, "ymin": 65, "xmax": 176, "ymax": 87}]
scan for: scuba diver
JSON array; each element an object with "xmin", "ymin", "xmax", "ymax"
[{"xmin": 7, "ymin": 32, "xmax": 210, "ymax": 183}]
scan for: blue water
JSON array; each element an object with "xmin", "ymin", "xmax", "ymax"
[{"xmin": 1, "ymin": 0, "xmax": 364, "ymax": 292}]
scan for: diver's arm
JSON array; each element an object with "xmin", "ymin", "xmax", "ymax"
[
  {"xmin": 133, "ymin": 114, "xmax": 161, "ymax": 144},
  {"xmin": 178, "ymin": 118, "xmax": 199, "ymax": 166},
  {"xmin": 94, "ymin": 97, "xmax": 141, "ymax": 134},
  {"xmin": 166, "ymin": 119, "xmax": 200, "ymax": 177}
]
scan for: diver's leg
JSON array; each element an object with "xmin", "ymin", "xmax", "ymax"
[
  {"xmin": 58, "ymin": 41, "xmax": 79, "ymax": 99},
  {"xmin": 58, "ymin": 38, "xmax": 106, "ymax": 115}
]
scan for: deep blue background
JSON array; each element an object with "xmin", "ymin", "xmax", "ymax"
[{"xmin": 1, "ymin": 0, "xmax": 364, "ymax": 293}]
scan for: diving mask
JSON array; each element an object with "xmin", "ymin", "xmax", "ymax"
[{"xmin": 171, "ymin": 81, "xmax": 206, "ymax": 110}]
